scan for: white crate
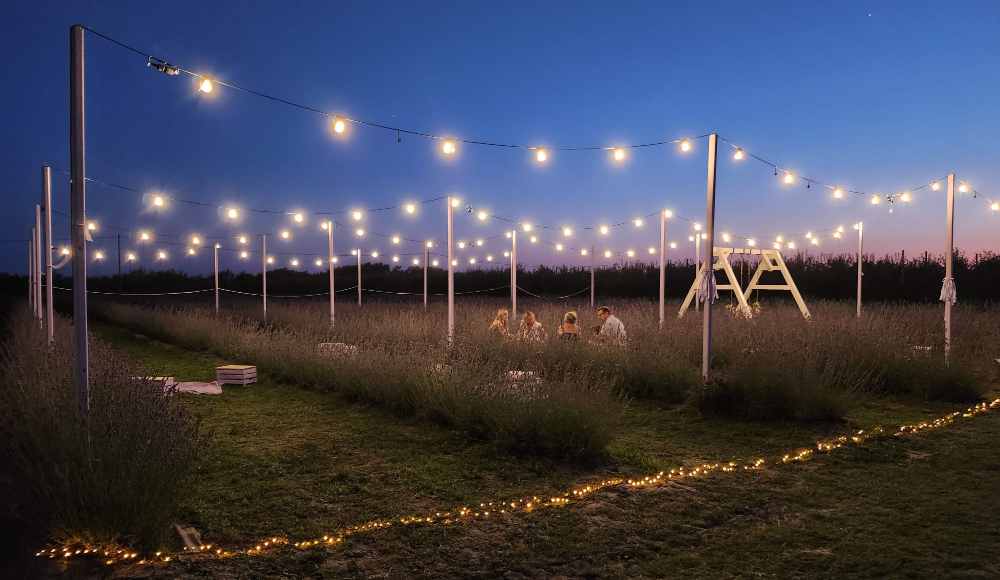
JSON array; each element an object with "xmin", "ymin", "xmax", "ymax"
[{"xmin": 216, "ymin": 364, "xmax": 257, "ymax": 386}]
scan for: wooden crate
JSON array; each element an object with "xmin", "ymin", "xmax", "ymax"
[{"xmin": 216, "ymin": 364, "xmax": 257, "ymax": 386}]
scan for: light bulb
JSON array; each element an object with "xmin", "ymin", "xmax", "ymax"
[
  {"xmin": 931, "ymin": 181, "xmax": 941, "ymax": 191},
  {"xmin": 412, "ymin": 258, "xmax": 420, "ymax": 265},
  {"xmin": 722, "ymin": 233, "xmax": 731, "ymax": 243},
  {"xmin": 469, "ymin": 257, "xmax": 476, "ymax": 264},
  {"xmin": 633, "ymin": 218, "xmax": 644, "ymax": 228},
  {"xmin": 351, "ymin": 210, "xmax": 363, "ymax": 221},
  {"xmin": 599, "ymin": 225, "xmax": 609, "ymax": 235},
  {"xmin": 59, "ymin": 246, "xmax": 70, "ymax": 256},
  {"xmin": 776, "ymin": 235, "xmax": 784, "ymax": 243},
  {"xmin": 191, "ymin": 235, "xmax": 202, "ymax": 246},
  {"xmin": 238, "ymin": 235, "xmax": 248, "ymax": 245},
  {"xmin": 292, "ymin": 213, "xmax": 304, "ymax": 223},
  {"xmin": 475, "ymin": 239, "xmax": 484, "ymax": 246},
  {"xmin": 992, "ymin": 202, "xmax": 1000, "ymax": 212},
  {"xmin": 187, "ymin": 247, "xmax": 196, "ymax": 256},
  {"xmin": 226, "ymin": 207, "xmax": 240, "ymax": 220},
  {"xmin": 626, "ymin": 249, "xmax": 635, "ymax": 258},
  {"xmin": 332, "ymin": 117, "xmax": 346, "ymax": 135},
  {"xmin": 535, "ymin": 148, "xmax": 548, "ymax": 163},
  {"xmin": 747, "ymin": 238, "xmax": 756, "ymax": 247},
  {"xmin": 900, "ymin": 192, "xmax": 912, "ymax": 203},
  {"xmin": 320, "ymin": 221, "xmax": 329, "ymax": 231},
  {"xmin": 521, "ymin": 223, "xmax": 533, "ymax": 232},
  {"xmin": 392, "ymin": 236, "xmax": 400, "ymax": 245},
  {"xmin": 425, "ymin": 240, "xmax": 434, "ymax": 248},
  {"xmin": 458, "ymin": 241, "xmax": 466, "ymax": 249},
  {"xmin": 663, "ymin": 209, "xmax": 673, "ymax": 218},
  {"xmin": 486, "ymin": 255, "xmax": 494, "ymax": 262},
  {"xmin": 451, "ymin": 259, "xmax": 458, "ymax": 266},
  {"xmin": 450, "ymin": 197, "xmax": 461, "ymax": 208},
  {"xmin": 612, "ymin": 148, "xmax": 626, "ymax": 162},
  {"xmin": 870, "ymin": 195, "xmax": 881, "ymax": 205},
  {"xmin": 580, "ymin": 249, "xmax": 588, "ymax": 256},
  {"xmin": 198, "ymin": 78, "xmax": 214, "ymax": 93},
  {"xmin": 290, "ymin": 258, "xmax": 300, "ymax": 267},
  {"xmin": 503, "ymin": 251, "xmax": 510, "ymax": 258},
  {"xmin": 811, "ymin": 238, "xmax": 819, "ymax": 246},
  {"xmin": 152, "ymin": 195, "xmax": 165, "ymax": 208},
  {"xmin": 87, "ymin": 221, "xmax": 97, "ymax": 232},
  {"xmin": 529, "ymin": 236, "xmax": 538, "ymax": 243},
  {"xmin": 958, "ymin": 183, "xmax": 969, "ymax": 193},
  {"xmin": 477, "ymin": 210, "xmax": 489, "ymax": 221},
  {"xmin": 332, "ymin": 257, "xmax": 339, "ymax": 264},
  {"xmin": 733, "ymin": 148, "xmax": 744, "ymax": 160},
  {"xmin": 315, "ymin": 259, "xmax": 323, "ymax": 267},
  {"xmin": 833, "ymin": 188, "xmax": 844, "ymax": 199},
  {"xmin": 370, "ymin": 251, "xmax": 379, "ymax": 258},
  {"xmin": 280, "ymin": 230, "xmax": 291, "ymax": 240},
  {"xmin": 441, "ymin": 140, "xmax": 457, "ymax": 156},
  {"xmin": 432, "ymin": 259, "xmax": 440, "ymax": 266},
  {"xmin": 266, "ymin": 256, "xmax": 274, "ymax": 264},
  {"xmin": 355, "ymin": 228, "xmax": 365, "ymax": 237},
  {"xmin": 404, "ymin": 203, "xmax": 417, "ymax": 215},
  {"xmin": 139, "ymin": 231, "xmax": 151, "ymax": 241},
  {"xmin": 833, "ymin": 231, "xmax": 842, "ymax": 239},
  {"xmin": 693, "ymin": 223, "xmax": 702, "ymax": 231},
  {"xmin": 392, "ymin": 255, "xmax": 399, "ymax": 263},
  {"xmin": 787, "ymin": 242, "xmax": 796, "ymax": 250},
  {"xmin": 669, "ymin": 242, "xmax": 677, "ymax": 249},
  {"xmin": 648, "ymin": 246, "xmax": 656, "ymax": 255},
  {"xmin": 562, "ymin": 226, "xmax": 573, "ymax": 237},
  {"xmin": 157, "ymin": 250, "xmax": 167, "ymax": 260},
  {"xmin": 555, "ymin": 243, "xmax": 564, "ymax": 251},
  {"xmin": 783, "ymin": 172, "xmax": 795, "ymax": 185},
  {"xmin": 603, "ymin": 250, "xmax": 612, "ymax": 258},
  {"xmin": 240, "ymin": 251, "xmax": 249, "ymax": 259},
  {"xmin": 688, "ymin": 235, "xmax": 695, "ymax": 242},
  {"xmin": 125, "ymin": 252, "xmax": 136, "ymax": 262}
]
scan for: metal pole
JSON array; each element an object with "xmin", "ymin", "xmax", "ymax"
[
  {"xmin": 510, "ymin": 230, "xmax": 517, "ymax": 323},
  {"xmin": 328, "ymin": 220, "xmax": 335, "ymax": 327},
  {"xmin": 701, "ymin": 133, "xmax": 719, "ymax": 383},
  {"xmin": 447, "ymin": 198, "xmax": 455, "ymax": 344},
  {"xmin": 213, "ymin": 243, "xmax": 220, "ymax": 315},
  {"xmin": 659, "ymin": 209, "xmax": 667, "ymax": 329},
  {"xmin": 261, "ymin": 234, "xmax": 267, "ymax": 320},
  {"xmin": 856, "ymin": 222, "xmax": 863, "ymax": 318},
  {"xmin": 590, "ymin": 244, "xmax": 595, "ymax": 310},
  {"xmin": 357, "ymin": 248, "xmax": 362, "ymax": 306},
  {"xmin": 43, "ymin": 166, "xmax": 54, "ymax": 344},
  {"xmin": 423, "ymin": 244, "xmax": 429, "ymax": 310},
  {"xmin": 34, "ymin": 207, "xmax": 43, "ymax": 323},
  {"xmin": 944, "ymin": 173, "xmax": 956, "ymax": 360},
  {"xmin": 70, "ymin": 24, "xmax": 89, "ymax": 417}
]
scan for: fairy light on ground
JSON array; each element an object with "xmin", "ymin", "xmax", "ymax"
[{"xmin": 43, "ymin": 398, "xmax": 999, "ymax": 570}]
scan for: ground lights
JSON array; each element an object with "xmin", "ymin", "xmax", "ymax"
[{"xmin": 37, "ymin": 398, "xmax": 1000, "ymax": 569}]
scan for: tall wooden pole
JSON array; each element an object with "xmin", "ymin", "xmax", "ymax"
[
  {"xmin": 447, "ymin": 198, "xmax": 455, "ymax": 344},
  {"xmin": 213, "ymin": 243, "xmax": 220, "ymax": 314},
  {"xmin": 856, "ymin": 222, "xmax": 864, "ymax": 318},
  {"xmin": 34, "ymin": 206, "xmax": 43, "ymax": 323},
  {"xmin": 510, "ymin": 231, "xmax": 517, "ymax": 322},
  {"xmin": 357, "ymin": 248, "xmax": 362, "ymax": 306},
  {"xmin": 261, "ymin": 234, "xmax": 267, "ymax": 320},
  {"xmin": 694, "ymin": 233, "xmax": 701, "ymax": 313},
  {"xmin": 658, "ymin": 209, "xmax": 667, "ymax": 329},
  {"xmin": 944, "ymin": 173, "xmax": 956, "ymax": 361},
  {"xmin": 423, "ymin": 244, "xmax": 429, "ymax": 310},
  {"xmin": 701, "ymin": 133, "xmax": 719, "ymax": 382},
  {"xmin": 29, "ymin": 227, "xmax": 36, "ymax": 317},
  {"xmin": 70, "ymin": 24, "xmax": 89, "ymax": 417},
  {"xmin": 43, "ymin": 165, "xmax": 54, "ymax": 344},
  {"xmin": 327, "ymin": 221, "xmax": 335, "ymax": 327},
  {"xmin": 590, "ymin": 244, "xmax": 595, "ymax": 310}
]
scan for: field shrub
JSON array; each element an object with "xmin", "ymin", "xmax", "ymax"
[{"xmin": 0, "ymin": 310, "xmax": 199, "ymax": 550}]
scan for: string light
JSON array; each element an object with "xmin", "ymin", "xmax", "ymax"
[
  {"xmin": 870, "ymin": 194, "xmax": 881, "ymax": 205},
  {"xmin": 391, "ymin": 236, "xmax": 401, "ymax": 245},
  {"xmin": 732, "ymin": 147, "xmax": 744, "ymax": 160},
  {"xmin": 240, "ymin": 251, "xmax": 249, "ymax": 259},
  {"xmin": 351, "ymin": 210, "xmax": 364, "ymax": 221},
  {"xmin": 404, "ymin": 203, "xmax": 417, "ymax": 215},
  {"xmin": 139, "ymin": 230, "xmax": 151, "ymax": 242},
  {"xmin": 603, "ymin": 250, "xmax": 612, "ymax": 258},
  {"xmin": 534, "ymin": 148, "xmax": 548, "ymax": 163},
  {"xmin": 87, "ymin": 221, "xmax": 98, "ymax": 232},
  {"xmin": 900, "ymin": 191, "xmax": 912, "ymax": 203},
  {"xmin": 475, "ymin": 239, "xmax": 484, "ymax": 247},
  {"xmin": 198, "ymin": 78, "xmax": 214, "ymax": 93},
  {"xmin": 93, "ymin": 250, "xmax": 105, "ymax": 261},
  {"xmin": 787, "ymin": 241, "xmax": 796, "ymax": 250},
  {"xmin": 451, "ymin": 259, "xmax": 458, "ymax": 266},
  {"xmin": 355, "ymin": 228, "xmax": 365, "ymax": 237},
  {"xmin": 477, "ymin": 211, "xmax": 489, "ymax": 221},
  {"xmin": 782, "ymin": 171, "xmax": 795, "ymax": 185},
  {"xmin": 238, "ymin": 235, "xmax": 248, "ymax": 245},
  {"xmin": 679, "ymin": 139, "xmax": 692, "ymax": 153},
  {"xmin": 226, "ymin": 207, "xmax": 240, "ymax": 220},
  {"xmin": 833, "ymin": 188, "xmax": 844, "ymax": 199},
  {"xmin": 833, "ymin": 231, "xmax": 842, "ymax": 239},
  {"xmin": 156, "ymin": 250, "xmax": 168, "ymax": 261},
  {"xmin": 611, "ymin": 148, "xmax": 626, "ymax": 162},
  {"xmin": 599, "ymin": 225, "xmax": 609, "ymax": 235},
  {"xmin": 280, "ymin": 230, "xmax": 291, "ymax": 240},
  {"xmin": 291, "ymin": 212, "xmax": 305, "ymax": 224},
  {"xmin": 562, "ymin": 227, "xmax": 573, "ymax": 237},
  {"xmin": 190, "ymin": 235, "xmax": 202, "ymax": 246},
  {"xmin": 441, "ymin": 140, "xmax": 457, "ymax": 156},
  {"xmin": 931, "ymin": 181, "xmax": 941, "ymax": 191},
  {"xmin": 458, "ymin": 241, "xmax": 466, "ymax": 249},
  {"xmin": 331, "ymin": 116, "xmax": 347, "ymax": 135},
  {"xmin": 633, "ymin": 218, "xmax": 644, "ymax": 228}
]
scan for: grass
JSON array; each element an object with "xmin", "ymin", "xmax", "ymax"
[{"xmin": 85, "ymin": 320, "xmax": 1000, "ymax": 578}]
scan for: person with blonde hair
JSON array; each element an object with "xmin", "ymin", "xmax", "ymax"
[
  {"xmin": 489, "ymin": 308, "xmax": 510, "ymax": 337},
  {"xmin": 517, "ymin": 311, "xmax": 548, "ymax": 343},
  {"xmin": 557, "ymin": 310, "xmax": 581, "ymax": 341}
]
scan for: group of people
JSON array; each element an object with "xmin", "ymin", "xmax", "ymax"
[{"xmin": 488, "ymin": 306, "xmax": 627, "ymax": 346}]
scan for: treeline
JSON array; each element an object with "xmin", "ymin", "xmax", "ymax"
[{"xmin": 2, "ymin": 250, "xmax": 998, "ymax": 302}]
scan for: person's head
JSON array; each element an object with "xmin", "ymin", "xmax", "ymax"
[
  {"xmin": 596, "ymin": 306, "xmax": 611, "ymax": 321},
  {"xmin": 496, "ymin": 308, "xmax": 508, "ymax": 322},
  {"xmin": 563, "ymin": 311, "xmax": 578, "ymax": 325},
  {"xmin": 523, "ymin": 311, "xmax": 536, "ymax": 325}
]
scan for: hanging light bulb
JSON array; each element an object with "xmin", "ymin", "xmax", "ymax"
[
  {"xmin": 412, "ymin": 258, "xmax": 420, "ymax": 266},
  {"xmin": 505, "ymin": 231, "xmax": 513, "ymax": 239},
  {"xmin": 156, "ymin": 250, "xmax": 167, "ymax": 261},
  {"xmin": 139, "ymin": 230, "xmax": 151, "ymax": 242},
  {"xmin": 292, "ymin": 212, "xmax": 305, "ymax": 224},
  {"xmin": 93, "ymin": 250, "xmax": 105, "ymax": 261},
  {"xmin": 226, "ymin": 207, "xmax": 240, "ymax": 220},
  {"xmin": 783, "ymin": 172, "xmax": 795, "ymax": 185},
  {"xmin": 688, "ymin": 235, "xmax": 695, "ymax": 242},
  {"xmin": 332, "ymin": 116, "xmax": 347, "ymax": 135},
  {"xmin": 611, "ymin": 148, "xmax": 626, "ymax": 162},
  {"xmin": 958, "ymin": 182, "xmax": 969, "ymax": 193},
  {"xmin": 810, "ymin": 238, "xmax": 820, "ymax": 246},
  {"xmin": 280, "ymin": 230, "xmax": 291, "ymax": 240},
  {"xmin": 351, "ymin": 210, "xmax": 364, "ymax": 221},
  {"xmin": 693, "ymin": 222, "xmax": 702, "ymax": 232},
  {"xmin": 562, "ymin": 226, "xmax": 573, "ymax": 237},
  {"xmin": 603, "ymin": 250, "xmax": 613, "ymax": 258},
  {"xmin": 391, "ymin": 235, "xmax": 401, "ymax": 245},
  {"xmin": 599, "ymin": 225, "xmax": 610, "ymax": 235},
  {"xmin": 240, "ymin": 251, "xmax": 249, "ymax": 259},
  {"xmin": 450, "ymin": 197, "xmax": 462, "ymax": 208},
  {"xmin": 475, "ymin": 239, "xmax": 484, "ymax": 247},
  {"xmin": 534, "ymin": 148, "xmax": 548, "ymax": 163},
  {"xmin": 776, "ymin": 235, "xmax": 784, "ymax": 243},
  {"xmin": 266, "ymin": 256, "xmax": 275, "ymax": 264},
  {"xmin": 451, "ymin": 259, "xmax": 458, "ymax": 266},
  {"xmin": 198, "ymin": 78, "xmax": 214, "ymax": 93},
  {"xmin": 458, "ymin": 241, "xmax": 466, "ymax": 249},
  {"xmin": 355, "ymin": 228, "xmax": 365, "ymax": 237},
  {"xmin": 721, "ymin": 232, "xmax": 731, "ymax": 243},
  {"xmin": 191, "ymin": 235, "xmax": 202, "ymax": 246},
  {"xmin": 404, "ymin": 203, "xmax": 417, "ymax": 215},
  {"xmin": 899, "ymin": 191, "xmax": 912, "ymax": 203},
  {"xmin": 469, "ymin": 257, "xmax": 477, "ymax": 265},
  {"xmin": 633, "ymin": 218, "xmax": 644, "ymax": 228},
  {"xmin": 432, "ymin": 259, "xmax": 440, "ymax": 266},
  {"xmin": 663, "ymin": 209, "xmax": 673, "ymax": 218},
  {"xmin": 580, "ymin": 248, "xmax": 589, "ymax": 256},
  {"xmin": 787, "ymin": 241, "xmax": 796, "ymax": 250},
  {"xmin": 425, "ymin": 240, "xmax": 434, "ymax": 248},
  {"xmin": 833, "ymin": 187, "xmax": 844, "ymax": 199},
  {"xmin": 331, "ymin": 257, "xmax": 339, "ymax": 264},
  {"xmin": 555, "ymin": 243, "xmax": 564, "ymax": 251},
  {"xmin": 87, "ymin": 221, "xmax": 98, "ymax": 232},
  {"xmin": 290, "ymin": 258, "xmax": 300, "ymax": 267},
  {"xmin": 503, "ymin": 251, "xmax": 510, "ymax": 258},
  {"xmin": 833, "ymin": 231, "xmax": 842, "ymax": 239},
  {"xmin": 320, "ymin": 221, "xmax": 329, "ymax": 231},
  {"xmin": 647, "ymin": 246, "xmax": 656, "ymax": 255},
  {"xmin": 486, "ymin": 255, "xmax": 494, "ymax": 262},
  {"xmin": 732, "ymin": 148, "xmax": 744, "ymax": 160},
  {"xmin": 151, "ymin": 194, "xmax": 166, "ymax": 208},
  {"xmin": 747, "ymin": 238, "xmax": 756, "ymax": 247},
  {"xmin": 441, "ymin": 140, "xmax": 457, "ymax": 156},
  {"xmin": 529, "ymin": 236, "xmax": 538, "ymax": 244},
  {"xmin": 477, "ymin": 210, "xmax": 489, "ymax": 221},
  {"xmin": 626, "ymin": 249, "xmax": 636, "ymax": 258},
  {"xmin": 392, "ymin": 255, "xmax": 400, "ymax": 263},
  {"xmin": 187, "ymin": 247, "xmax": 197, "ymax": 256},
  {"xmin": 314, "ymin": 258, "xmax": 323, "ymax": 267},
  {"xmin": 371, "ymin": 250, "xmax": 379, "ymax": 258},
  {"xmin": 991, "ymin": 202, "xmax": 1000, "ymax": 212},
  {"xmin": 931, "ymin": 181, "xmax": 941, "ymax": 191},
  {"xmin": 238, "ymin": 235, "xmax": 248, "ymax": 245},
  {"xmin": 59, "ymin": 246, "xmax": 71, "ymax": 256},
  {"xmin": 679, "ymin": 139, "xmax": 692, "ymax": 153},
  {"xmin": 870, "ymin": 194, "xmax": 881, "ymax": 205},
  {"xmin": 521, "ymin": 223, "xmax": 533, "ymax": 232},
  {"xmin": 669, "ymin": 242, "xmax": 677, "ymax": 249}
]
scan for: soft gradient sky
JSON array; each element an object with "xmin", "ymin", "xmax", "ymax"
[{"xmin": 3, "ymin": 0, "xmax": 999, "ymax": 274}]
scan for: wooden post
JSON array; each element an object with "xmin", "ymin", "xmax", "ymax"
[
  {"xmin": 29, "ymin": 227, "xmax": 36, "ymax": 317},
  {"xmin": 357, "ymin": 248, "xmax": 362, "ymax": 306},
  {"xmin": 423, "ymin": 243, "xmax": 429, "ymax": 310},
  {"xmin": 447, "ymin": 198, "xmax": 455, "ymax": 344},
  {"xmin": 70, "ymin": 24, "xmax": 89, "ymax": 418},
  {"xmin": 510, "ymin": 230, "xmax": 517, "ymax": 322},
  {"xmin": 327, "ymin": 220, "xmax": 335, "ymax": 327},
  {"xmin": 213, "ymin": 243, "xmax": 220, "ymax": 315},
  {"xmin": 34, "ymin": 206, "xmax": 43, "ymax": 323},
  {"xmin": 589, "ymin": 244, "xmax": 595, "ymax": 310},
  {"xmin": 694, "ymin": 232, "xmax": 701, "ymax": 313},
  {"xmin": 701, "ymin": 133, "xmax": 718, "ymax": 382},
  {"xmin": 659, "ymin": 209, "xmax": 667, "ymax": 329},
  {"xmin": 856, "ymin": 222, "xmax": 863, "ymax": 318},
  {"xmin": 43, "ymin": 165, "xmax": 54, "ymax": 344},
  {"xmin": 943, "ymin": 173, "xmax": 956, "ymax": 361},
  {"xmin": 261, "ymin": 234, "xmax": 267, "ymax": 320}
]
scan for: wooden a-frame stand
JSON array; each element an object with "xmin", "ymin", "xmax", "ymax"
[{"xmin": 678, "ymin": 247, "xmax": 811, "ymax": 319}]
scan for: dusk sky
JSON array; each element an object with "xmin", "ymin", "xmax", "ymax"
[{"xmin": 3, "ymin": 1, "xmax": 999, "ymax": 275}]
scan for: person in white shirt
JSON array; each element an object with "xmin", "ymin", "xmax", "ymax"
[
  {"xmin": 595, "ymin": 306, "xmax": 627, "ymax": 346},
  {"xmin": 517, "ymin": 311, "xmax": 548, "ymax": 343}
]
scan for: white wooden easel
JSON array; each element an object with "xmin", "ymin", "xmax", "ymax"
[{"xmin": 678, "ymin": 247, "xmax": 811, "ymax": 319}]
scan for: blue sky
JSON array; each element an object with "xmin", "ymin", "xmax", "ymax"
[{"xmin": 3, "ymin": 0, "xmax": 999, "ymax": 274}]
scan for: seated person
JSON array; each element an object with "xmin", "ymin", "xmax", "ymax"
[
  {"xmin": 517, "ymin": 311, "xmax": 548, "ymax": 342},
  {"xmin": 557, "ymin": 311, "xmax": 581, "ymax": 341},
  {"xmin": 489, "ymin": 308, "xmax": 510, "ymax": 337},
  {"xmin": 594, "ymin": 306, "xmax": 627, "ymax": 346}
]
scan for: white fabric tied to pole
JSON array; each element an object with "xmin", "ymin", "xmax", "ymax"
[
  {"xmin": 696, "ymin": 267, "xmax": 718, "ymax": 304},
  {"xmin": 939, "ymin": 276, "xmax": 957, "ymax": 306}
]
